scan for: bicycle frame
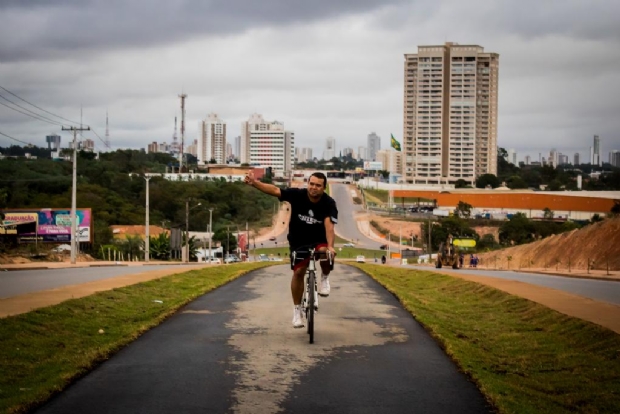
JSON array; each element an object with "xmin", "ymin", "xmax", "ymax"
[{"xmin": 290, "ymin": 247, "xmax": 333, "ymax": 344}]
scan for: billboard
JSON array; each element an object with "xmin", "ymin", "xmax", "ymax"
[
  {"xmin": 363, "ymin": 161, "xmax": 383, "ymax": 171},
  {"xmin": 1, "ymin": 209, "xmax": 93, "ymax": 243}
]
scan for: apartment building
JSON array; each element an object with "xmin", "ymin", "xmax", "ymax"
[
  {"xmin": 367, "ymin": 132, "xmax": 381, "ymax": 161},
  {"xmin": 197, "ymin": 113, "xmax": 227, "ymax": 164},
  {"xmin": 240, "ymin": 113, "xmax": 294, "ymax": 173},
  {"xmin": 376, "ymin": 149, "xmax": 402, "ymax": 174},
  {"xmin": 403, "ymin": 42, "xmax": 499, "ymax": 184}
]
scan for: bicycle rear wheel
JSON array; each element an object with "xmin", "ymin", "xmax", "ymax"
[{"xmin": 307, "ymin": 270, "xmax": 315, "ymax": 344}]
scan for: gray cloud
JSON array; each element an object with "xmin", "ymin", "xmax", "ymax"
[{"xmin": 0, "ymin": 0, "xmax": 406, "ymax": 61}]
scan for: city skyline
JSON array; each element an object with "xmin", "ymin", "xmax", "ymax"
[{"xmin": 0, "ymin": 1, "xmax": 619, "ymax": 163}]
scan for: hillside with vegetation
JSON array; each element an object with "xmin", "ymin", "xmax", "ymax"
[{"xmin": 0, "ymin": 148, "xmax": 276, "ymax": 258}]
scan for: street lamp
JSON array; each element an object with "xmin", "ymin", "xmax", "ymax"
[
  {"xmin": 185, "ymin": 200, "xmax": 202, "ymax": 263},
  {"xmin": 144, "ymin": 175, "xmax": 151, "ymax": 262}
]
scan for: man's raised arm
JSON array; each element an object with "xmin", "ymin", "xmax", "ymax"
[{"xmin": 244, "ymin": 171, "xmax": 281, "ymax": 198}]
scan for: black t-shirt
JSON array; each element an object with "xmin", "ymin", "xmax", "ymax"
[{"xmin": 279, "ymin": 188, "xmax": 338, "ymax": 250}]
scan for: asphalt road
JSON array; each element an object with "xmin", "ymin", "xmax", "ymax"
[
  {"xmin": 407, "ymin": 264, "xmax": 620, "ymax": 306},
  {"xmin": 330, "ymin": 183, "xmax": 383, "ymax": 249},
  {"xmin": 33, "ymin": 265, "xmax": 492, "ymax": 414},
  {"xmin": 0, "ymin": 265, "xmax": 200, "ymax": 299}
]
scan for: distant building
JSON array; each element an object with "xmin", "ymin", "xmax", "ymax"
[
  {"xmin": 296, "ymin": 147, "xmax": 313, "ymax": 163},
  {"xmin": 234, "ymin": 136, "xmax": 241, "ymax": 159},
  {"xmin": 376, "ymin": 149, "xmax": 402, "ymax": 174},
  {"xmin": 45, "ymin": 134, "xmax": 61, "ymax": 150},
  {"xmin": 81, "ymin": 139, "xmax": 95, "ymax": 152},
  {"xmin": 574, "ymin": 153, "xmax": 580, "ymax": 166},
  {"xmin": 357, "ymin": 146, "xmax": 368, "ymax": 160},
  {"xmin": 323, "ymin": 137, "xmax": 336, "ymax": 160},
  {"xmin": 524, "ymin": 155, "xmax": 531, "ymax": 165},
  {"xmin": 591, "ymin": 135, "xmax": 601, "ymax": 166},
  {"xmin": 198, "ymin": 113, "xmax": 227, "ymax": 164},
  {"xmin": 342, "ymin": 147, "xmax": 354, "ymax": 157},
  {"xmin": 610, "ymin": 150, "xmax": 620, "ymax": 167},
  {"xmin": 240, "ymin": 113, "xmax": 294, "ymax": 173},
  {"xmin": 367, "ymin": 132, "xmax": 381, "ymax": 161}
]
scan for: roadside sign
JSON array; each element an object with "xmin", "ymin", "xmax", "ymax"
[{"xmin": 453, "ymin": 239, "xmax": 476, "ymax": 248}]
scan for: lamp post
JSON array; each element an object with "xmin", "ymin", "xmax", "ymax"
[
  {"xmin": 185, "ymin": 200, "xmax": 202, "ymax": 263},
  {"xmin": 208, "ymin": 208, "xmax": 213, "ymax": 264},
  {"xmin": 144, "ymin": 176, "xmax": 151, "ymax": 262}
]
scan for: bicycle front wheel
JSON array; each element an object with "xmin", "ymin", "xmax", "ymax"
[{"xmin": 307, "ymin": 270, "xmax": 315, "ymax": 344}]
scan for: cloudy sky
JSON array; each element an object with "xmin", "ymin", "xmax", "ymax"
[{"xmin": 1, "ymin": 0, "xmax": 619, "ymax": 163}]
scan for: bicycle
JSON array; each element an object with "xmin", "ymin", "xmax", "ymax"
[{"xmin": 291, "ymin": 246, "xmax": 334, "ymax": 344}]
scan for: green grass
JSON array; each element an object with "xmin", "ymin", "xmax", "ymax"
[
  {"xmin": 350, "ymin": 263, "xmax": 620, "ymax": 414},
  {"xmin": 0, "ymin": 262, "xmax": 276, "ymax": 414},
  {"xmin": 364, "ymin": 188, "xmax": 433, "ymax": 205}
]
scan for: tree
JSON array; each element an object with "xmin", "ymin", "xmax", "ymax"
[
  {"xmin": 148, "ymin": 233, "xmax": 170, "ymax": 260},
  {"xmin": 455, "ymin": 201, "xmax": 473, "ymax": 218},
  {"xmin": 507, "ymin": 175, "xmax": 528, "ymax": 189},
  {"xmin": 476, "ymin": 174, "xmax": 500, "ymax": 189},
  {"xmin": 610, "ymin": 201, "xmax": 620, "ymax": 217},
  {"xmin": 499, "ymin": 213, "xmax": 534, "ymax": 245},
  {"xmin": 477, "ymin": 234, "xmax": 498, "ymax": 250},
  {"xmin": 212, "ymin": 228, "xmax": 238, "ymax": 254},
  {"xmin": 378, "ymin": 170, "xmax": 390, "ymax": 179},
  {"xmin": 454, "ymin": 179, "xmax": 469, "ymax": 188},
  {"xmin": 543, "ymin": 208, "xmax": 554, "ymax": 220}
]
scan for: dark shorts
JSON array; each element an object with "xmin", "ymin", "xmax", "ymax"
[{"xmin": 290, "ymin": 243, "xmax": 329, "ymax": 271}]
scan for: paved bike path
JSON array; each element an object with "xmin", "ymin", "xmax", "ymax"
[{"xmin": 34, "ymin": 265, "xmax": 492, "ymax": 413}]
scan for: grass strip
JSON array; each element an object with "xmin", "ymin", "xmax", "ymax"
[
  {"xmin": 350, "ymin": 263, "xmax": 620, "ymax": 414},
  {"xmin": 0, "ymin": 262, "xmax": 275, "ymax": 414}
]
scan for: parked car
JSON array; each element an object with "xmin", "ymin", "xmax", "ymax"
[
  {"xmin": 258, "ymin": 254, "xmax": 270, "ymax": 262},
  {"xmin": 51, "ymin": 244, "xmax": 71, "ymax": 253},
  {"xmin": 269, "ymin": 257, "xmax": 284, "ymax": 262},
  {"xmin": 356, "ymin": 255, "xmax": 365, "ymax": 263},
  {"xmin": 343, "ymin": 243, "xmax": 355, "ymax": 247},
  {"xmin": 224, "ymin": 255, "xmax": 241, "ymax": 263},
  {"xmin": 208, "ymin": 258, "xmax": 221, "ymax": 264}
]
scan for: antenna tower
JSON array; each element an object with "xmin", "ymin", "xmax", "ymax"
[
  {"xmin": 172, "ymin": 116, "xmax": 178, "ymax": 153},
  {"xmin": 179, "ymin": 93, "xmax": 187, "ymax": 171},
  {"xmin": 105, "ymin": 110, "xmax": 110, "ymax": 149}
]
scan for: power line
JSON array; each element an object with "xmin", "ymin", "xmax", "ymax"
[
  {"xmin": 0, "ymin": 99, "xmax": 65, "ymax": 126},
  {"xmin": 0, "ymin": 130, "xmax": 33, "ymax": 146},
  {"xmin": 0, "ymin": 85, "xmax": 82, "ymax": 126}
]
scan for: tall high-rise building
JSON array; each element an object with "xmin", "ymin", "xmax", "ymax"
[
  {"xmin": 240, "ymin": 114, "xmax": 294, "ymax": 173},
  {"xmin": 234, "ymin": 136, "xmax": 241, "ymax": 159},
  {"xmin": 403, "ymin": 42, "xmax": 499, "ymax": 184},
  {"xmin": 524, "ymin": 155, "xmax": 531, "ymax": 165},
  {"xmin": 45, "ymin": 134, "xmax": 61, "ymax": 150},
  {"xmin": 367, "ymin": 132, "xmax": 381, "ymax": 161},
  {"xmin": 574, "ymin": 153, "xmax": 580, "ymax": 166},
  {"xmin": 592, "ymin": 135, "xmax": 601, "ymax": 166},
  {"xmin": 610, "ymin": 150, "xmax": 620, "ymax": 167},
  {"xmin": 549, "ymin": 149, "xmax": 558, "ymax": 168},
  {"xmin": 297, "ymin": 147, "xmax": 313, "ymax": 163},
  {"xmin": 508, "ymin": 148, "xmax": 517, "ymax": 165},
  {"xmin": 323, "ymin": 137, "xmax": 336, "ymax": 160},
  {"xmin": 197, "ymin": 113, "xmax": 227, "ymax": 164},
  {"xmin": 358, "ymin": 146, "xmax": 368, "ymax": 160},
  {"xmin": 342, "ymin": 147, "xmax": 354, "ymax": 158}
]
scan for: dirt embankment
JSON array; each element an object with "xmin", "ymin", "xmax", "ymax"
[
  {"xmin": 476, "ymin": 217, "xmax": 620, "ymax": 271},
  {"xmin": 368, "ymin": 214, "xmax": 499, "ymax": 243}
]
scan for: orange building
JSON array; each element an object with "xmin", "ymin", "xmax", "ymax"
[{"xmin": 390, "ymin": 189, "xmax": 619, "ymax": 219}]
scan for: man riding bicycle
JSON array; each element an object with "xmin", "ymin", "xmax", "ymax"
[{"xmin": 244, "ymin": 171, "xmax": 338, "ymax": 328}]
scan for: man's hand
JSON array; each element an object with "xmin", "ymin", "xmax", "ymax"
[
  {"xmin": 327, "ymin": 246, "xmax": 337, "ymax": 258},
  {"xmin": 244, "ymin": 171, "xmax": 257, "ymax": 187}
]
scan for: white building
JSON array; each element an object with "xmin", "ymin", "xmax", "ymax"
[
  {"xmin": 240, "ymin": 113, "xmax": 294, "ymax": 173},
  {"xmin": 197, "ymin": 113, "xmax": 226, "ymax": 165},
  {"xmin": 367, "ymin": 132, "xmax": 381, "ymax": 161},
  {"xmin": 323, "ymin": 137, "xmax": 336, "ymax": 160},
  {"xmin": 357, "ymin": 146, "xmax": 368, "ymax": 160}
]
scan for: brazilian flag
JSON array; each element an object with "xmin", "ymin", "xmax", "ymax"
[{"xmin": 390, "ymin": 134, "xmax": 401, "ymax": 152}]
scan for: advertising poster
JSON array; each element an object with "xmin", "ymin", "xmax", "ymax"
[{"xmin": 2, "ymin": 209, "xmax": 92, "ymax": 243}]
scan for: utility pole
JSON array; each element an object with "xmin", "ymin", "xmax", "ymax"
[
  {"xmin": 144, "ymin": 176, "xmax": 151, "ymax": 262},
  {"xmin": 185, "ymin": 200, "xmax": 189, "ymax": 263},
  {"xmin": 62, "ymin": 125, "xmax": 90, "ymax": 264},
  {"xmin": 227, "ymin": 225, "xmax": 230, "ymax": 263},
  {"xmin": 208, "ymin": 208, "xmax": 213, "ymax": 264},
  {"xmin": 179, "ymin": 93, "xmax": 187, "ymax": 172}
]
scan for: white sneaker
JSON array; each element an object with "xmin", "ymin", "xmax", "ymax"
[
  {"xmin": 292, "ymin": 306, "xmax": 304, "ymax": 328},
  {"xmin": 318, "ymin": 274, "xmax": 330, "ymax": 297}
]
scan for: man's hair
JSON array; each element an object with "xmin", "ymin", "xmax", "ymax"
[{"xmin": 310, "ymin": 172, "xmax": 327, "ymax": 187}]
